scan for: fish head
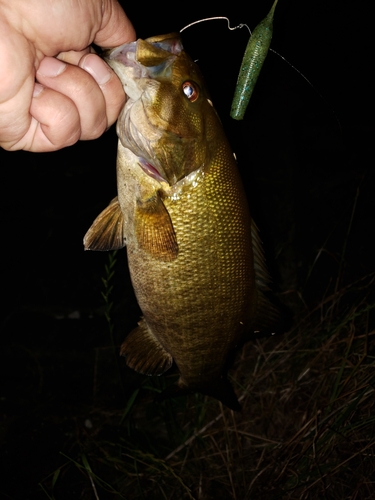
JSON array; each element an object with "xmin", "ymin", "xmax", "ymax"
[{"xmin": 105, "ymin": 33, "xmax": 220, "ymax": 185}]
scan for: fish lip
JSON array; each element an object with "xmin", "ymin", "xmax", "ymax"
[
  {"xmin": 105, "ymin": 42, "xmax": 140, "ymax": 72},
  {"xmin": 104, "ymin": 38, "xmax": 177, "ymax": 108},
  {"xmin": 104, "ymin": 35, "xmax": 183, "ymax": 77}
]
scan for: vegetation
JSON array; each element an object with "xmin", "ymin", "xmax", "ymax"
[{"xmin": 35, "ymin": 258, "xmax": 375, "ymax": 499}]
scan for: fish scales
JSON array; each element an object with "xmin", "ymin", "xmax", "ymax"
[
  {"xmin": 128, "ymin": 141, "xmax": 255, "ymax": 380},
  {"xmin": 84, "ymin": 33, "xmax": 279, "ymax": 410}
]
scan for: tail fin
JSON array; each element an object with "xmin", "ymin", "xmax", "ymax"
[
  {"xmin": 155, "ymin": 377, "xmax": 241, "ymax": 412},
  {"xmin": 200, "ymin": 377, "xmax": 242, "ymax": 411}
]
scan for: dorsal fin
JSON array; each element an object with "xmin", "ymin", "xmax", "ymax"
[
  {"xmin": 251, "ymin": 221, "xmax": 272, "ymax": 291},
  {"xmin": 253, "ymin": 290, "xmax": 281, "ymax": 331},
  {"xmin": 251, "ymin": 221, "xmax": 281, "ymax": 331}
]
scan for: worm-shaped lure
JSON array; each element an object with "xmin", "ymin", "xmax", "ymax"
[{"xmin": 230, "ymin": 0, "xmax": 278, "ymax": 120}]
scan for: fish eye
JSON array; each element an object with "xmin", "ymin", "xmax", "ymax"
[{"xmin": 182, "ymin": 81, "xmax": 199, "ymax": 102}]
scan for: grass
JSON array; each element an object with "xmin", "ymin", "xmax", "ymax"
[{"xmin": 36, "ymin": 253, "xmax": 375, "ymax": 499}]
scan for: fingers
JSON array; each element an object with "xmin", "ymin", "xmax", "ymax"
[
  {"xmin": 27, "ymin": 84, "xmax": 81, "ymax": 151},
  {"xmin": 5, "ymin": 57, "xmax": 104, "ymax": 151},
  {"xmin": 36, "ymin": 57, "xmax": 108, "ymax": 140},
  {"xmin": 95, "ymin": 0, "xmax": 136, "ymax": 48},
  {"xmin": 6, "ymin": 53, "xmax": 125, "ymax": 152},
  {"xmin": 79, "ymin": 53, "xmax": 126, "ymax": 128},
  {"xmin": 57, "ymin": 49, "xmax": 126, "ymax": 128}
]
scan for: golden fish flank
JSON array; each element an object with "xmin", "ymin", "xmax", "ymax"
[{"xmin": 84, "ymin": 33, "xmax": 279, "ymax": 411}]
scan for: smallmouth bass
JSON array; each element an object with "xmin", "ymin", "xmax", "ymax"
[{"xmin": 84, "ymin": 33, "xmax": 279, "ymax": 411}]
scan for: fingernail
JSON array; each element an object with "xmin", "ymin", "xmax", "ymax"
[
  {"xmin": 33, "ymin": 83, "xmax": 44, "ymax": 97},
  {"xmin": 80, "ymin": 54, "xmax": 111, "ymax": 85},
  {"xmin": 37, "ymin": 57, "xmax": 67, "ymax": 77}
]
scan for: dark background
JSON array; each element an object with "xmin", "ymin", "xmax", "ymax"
[{"xmin": 1, "ymin": 0, "xmax": 373, "ymax": 498}]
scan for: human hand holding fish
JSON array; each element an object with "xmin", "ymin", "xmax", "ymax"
[{"xmin": 0, "ymin": 0, "xmax": 135, "ymax": 152}]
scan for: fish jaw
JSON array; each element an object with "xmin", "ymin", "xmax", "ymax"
[{"xmin": 104, "ymin": 35, "xmax": 182, "ymax": 101}]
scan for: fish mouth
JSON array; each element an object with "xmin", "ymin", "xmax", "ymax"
[
  {"xmin": 106, "ymin": 33, "xmax": 207, "ymax": 186},
  {"xmin": 104, "ymin": 33, "xmax": 183, "ymax": 100},
  {"xmin": 104, "ymin": 34, "xmax": 185, "ymax": 185}
]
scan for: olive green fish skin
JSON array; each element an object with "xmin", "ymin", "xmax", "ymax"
[
  {"xmin": 84, "ymin": 33, "xmax": 277, "ymax": 410},
  {"xmin": 231, "ymin": 0, "xmax": 278, "ymax": 120},
  {"xmin": 120, "ymin": 134, "xmax": 255, "ymax": 391}
]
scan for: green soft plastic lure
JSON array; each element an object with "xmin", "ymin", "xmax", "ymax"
[{"xmin": 231, "ymin": 0, "xmax": 278, "ymax": 120}]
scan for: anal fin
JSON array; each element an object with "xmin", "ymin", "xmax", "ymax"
[{"xmin": 120, "ymin": 319, "xmax": 173, "ymax": 376}]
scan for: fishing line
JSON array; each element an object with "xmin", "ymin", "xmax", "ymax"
[
  {"xmin": 180, "ymin": 12, "xmax": 342, "ymax": 132},
  {"xmin": 266, "ymin": 49, "xmax": 342, "ymax": 135},
  {"xmin": 180, "ymin": 17, "xmax": 251, "ymax": 35}
]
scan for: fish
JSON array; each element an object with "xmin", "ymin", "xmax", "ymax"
[
  {"xmin": 231, "ymin": 0, "xmax": 278, "ymax": 120},
  {"xmin": 84, "ymin": 32, "xmax": 279, "ymax": 411}
]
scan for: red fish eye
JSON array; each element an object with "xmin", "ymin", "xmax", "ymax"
[{"xmin": 182, "ymin": 81, "xmax": 199, "ymax": 102}]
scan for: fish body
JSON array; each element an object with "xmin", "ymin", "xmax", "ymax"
[
  {"xmin": 84, "ymin": 33, "xmax": 278, "ymax": 410},
  {"xmin": 231, "ymin": 0, "xmax": 278, "ymax": 120}
]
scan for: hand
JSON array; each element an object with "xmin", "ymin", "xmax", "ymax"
[{"xmin": 0, "ymin": 0, "xmax": 135, "ymax": 152}]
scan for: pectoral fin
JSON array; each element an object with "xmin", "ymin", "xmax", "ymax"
[
  {"xmin": 84, "ymin": 197, "xmax": 125, "ymax": 251},
  {"xmin": 135, "ymin": 191, "xmax": 178, "ymax": 261},
  {"xmin": 120, "ymin": 319, "xmax": 173, "ymax": 376}
]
